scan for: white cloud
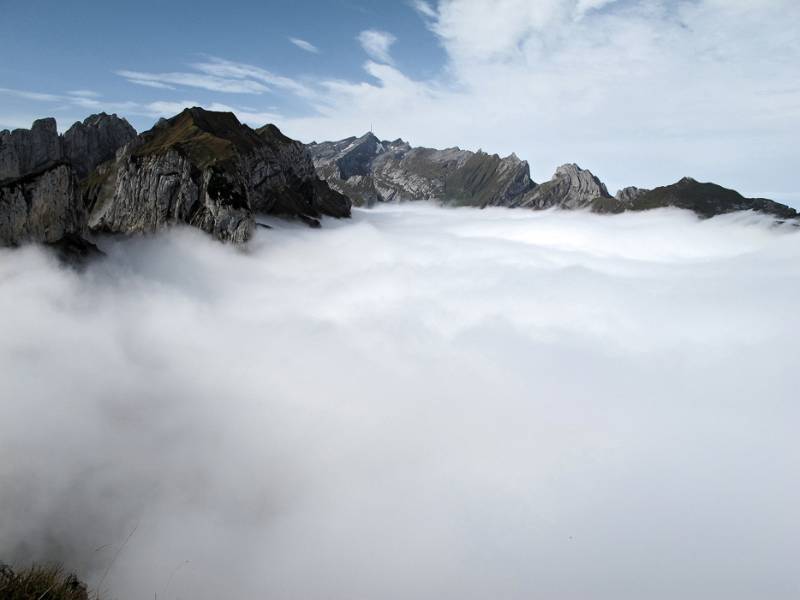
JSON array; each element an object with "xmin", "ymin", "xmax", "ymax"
[
  {"xmin": 1, "ymin": 205, "xmax": 799, "ymax": 599},
  {"xmin": 123, "ymin": 79, "xmax": 176, "ymax": 90},
  {"xmin": 289, "ymin": 37, "xmax": 320, "ymax": 54},
  {"xmin": 0, "ymin": 87, "xmax": 63, "ymax": 102},
  {"xmin": 67, "ymin": 89, "xmax": 101, "ymax": 98},
  {"xmin": 190, "ymin": 57, "xmax": 314, "ymax": 98},
  {"xmin": 575, "ymin": 0, "xmax": 618, "ymax": 17},
  {"xmin": 411, "ymin": 0, "xmax": 437, "ymax": 18},
  {"xmin": 357, "ymin": 29, "xmax": 398, "ymax": 64},
  {"xmin": 116, "ymin": 69, "xmax": 270, "ymax": 94}
]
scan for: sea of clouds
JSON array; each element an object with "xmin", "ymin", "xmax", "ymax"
[{"xmin": 1, "ymin": 204, "xmax": 799, "ymax": 599}]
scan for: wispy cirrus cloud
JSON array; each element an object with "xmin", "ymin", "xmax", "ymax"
[
  {"xmin": 113, "ymin": 58, "xmax": 315, "ymax": 99},
  {"xmin": 116, "ymin": 69, "xmax": 270, "ymax": 94},
  {"xmin": 410, "ymin": 0, "xmax": 437, "ymax": 19},
  {"xmin": 289, "ymin": 37, "xmax": 320, "ymax": 54},
  {"xmin": 357, "ymin": 29, "xmax": 397, "ymax": 64},
  {"xmin": 66, "ymin": 90, "xmax": 101, "ymax": 98},
  {"xmin": 190, "ymin": 57, "xmax": 315, "ymax": 98},
  {"xmin": 0, "ymin": 87, "xmax": 63, "ymax": 103}
]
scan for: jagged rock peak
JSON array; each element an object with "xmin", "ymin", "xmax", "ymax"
[
  {"xmin": 80, "ymin": 112, "xmax": 130, "ymax": 128},
  {"xmin": 0, "ymin": 117, "xmax": 62, "ymax": 179},
  {"xmin": 615, "ymin": 186, "xmax": 649, "ymax": 203},
  {"xmin": 256, "ymin": 123, "xmax": 294, "ymax": 144},
  {"xmin": 63, "ymin": 112, "xmax": 137, "ymax": 178},
  {"xmin": 513, "ymin": 163, "xmax": 610, "ymax": 210},
  {"xmin": 31, "ymin": 117, "xmax": 59, "ymax": 134},
  {"xmin": 554, "ymin": 163, "xmax": 610, "ymax": 196},
  {"xmin": 1, "ymin": 113, "xmax": 136, "ymax": 181}
]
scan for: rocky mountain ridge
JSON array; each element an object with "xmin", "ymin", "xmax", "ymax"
[
  {"xmin": 0, "ymin": 113, "xmax": 137, "ymax": 248},
  {"xmin": 309, "ymin": 133, "xmax": 798, "ymax": 220},
  {"xmin": 1, "ymin": 108, "xmax": 350, "ymax": 250},
  {"xmin": 2, "ymin": 111, "xmax": 797, "ymax": 255},
  {"xmin": 309, "ymin": 132, "xmax": 535, "ymax": 208},
  {"xmin": 0, "ymin": 113, "xmax": 137, "ymax": 181}
]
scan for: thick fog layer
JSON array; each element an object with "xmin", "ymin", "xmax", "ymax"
[{"xmin": 1, "ymin": 205, "xmax": 799, "ymax": 599}]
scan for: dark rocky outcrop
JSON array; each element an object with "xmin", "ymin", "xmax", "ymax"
[
  {"xmin": 627, "ymin": 177, "xmax": 798, "ymax": 219},
  {"xmin": 0, "ymin": 113, "xmax": 135, "ymax": 182},
  {"xmin": 62, "ymin": 113, "xmax": 137, "ymax": 178},
  {"xmin": 591, "ymin": 177, "xmax": 798, "ymax": 218},
  {"xmin": 0, "ymin": 162, "xmax": 85, "ymax": 246},
  {"xmin": 0, "ymin": 114, "xmax": 134, "ymax": 248},
  {"xmin": 1, "ymin": 108, "xmax": 349, "ymax": 248},
  {"xmin": 0, "ymin": 118, "xmax": 63, "ymax": 180},
  {"xmin": 85, "ymin": 108, "xmax": 350, "ymax": 243},
  {"xmin": 252, "ymin": 123, "xmax": 350, "ymax": 219}
]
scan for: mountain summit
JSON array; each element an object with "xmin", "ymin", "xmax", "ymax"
[{"xmin": 85, "ymin": 107, "xmax": 351, "ymax": 242}]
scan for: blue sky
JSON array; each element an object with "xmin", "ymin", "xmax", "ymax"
[
  {"xmin": 2, "ymin": 0, "xmax": 798, "ymax": 205},
  {"xmin": 0, "ymin": 0, "xmax": 444, "ymax": 128}
]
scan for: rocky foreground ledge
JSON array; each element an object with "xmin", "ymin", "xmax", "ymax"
[
  {"xmin": 0, "ymin": 108, "xmax": 350, "ymax": 251},
  {"xmin": 0, "ymin": 563, "xmax": 92, "ymax": 600},
  {"xmin": 2, "ymin": 109, "xmax": 797, "ymax": 255}
]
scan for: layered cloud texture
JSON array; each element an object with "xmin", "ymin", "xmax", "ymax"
[{"xmin": 2, "ymin": 205, "xmax": 799, "ymax": 599}]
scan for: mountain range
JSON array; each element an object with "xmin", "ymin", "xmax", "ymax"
[
  {"xmin": 1, "ymin": 108, "xmax": 797, "ymax": 257},
  {"xmin": 308, "ymin": 131, "xmax": 797, "ymax": 219}
]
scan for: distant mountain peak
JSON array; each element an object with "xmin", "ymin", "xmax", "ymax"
[{"xmin": 308, "ymin": 133, "xmax": 534, "ymax": 207}]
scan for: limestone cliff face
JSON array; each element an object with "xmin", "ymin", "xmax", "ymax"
[
  {"xmin": 1, "ymin": 108, "xmax": 349, "ymax": 248},
  {"xmin": 516, "ymin": 164, "xmax": 611, "ymax": 209},
  {"xmin": 0, "ymin": 163, "xmax": 85, "ymax": 246},
  {"xmin": 86, "ymin": 148, "xmax": 254, "ymax": 243},
  {"xmin": 0, "ymin": 113, "xmax": 135, "ymax": 181},
  {"xmin": 85, "ymin": 108, "xmax": 350, "ymax": 243},
  {"xmin": 310, "ymin": 139, "xmax": 608, "ymax": 211},
  {"xmin": 0, "ymin": 114, "xmax": 135, "ymax": 247},
  {"xmin": 308, "ymin": 133, "xmax": 534, "ymax": 207},
  {"xmin": 0, "ymin": 118, "xmax": 63, "ymax": 180}
]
